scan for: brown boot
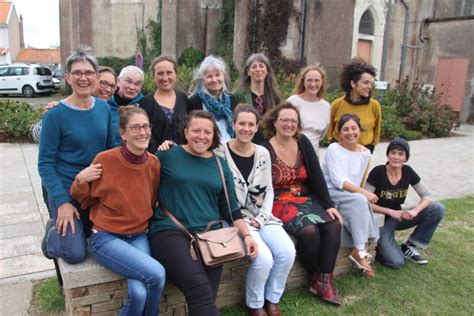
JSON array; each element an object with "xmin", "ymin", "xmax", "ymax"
[
  {"xmin": 264, "ymin": 300, "xmax": 282, "ymax": 316},
  {"xmin": 315, "ymin": 273, "xmax": 342, "ymax": 306},
  {"xmin": 247, "ymin": 307, "xmax": 268, "ymax": 316}
]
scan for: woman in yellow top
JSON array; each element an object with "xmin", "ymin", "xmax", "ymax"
[{"xmin": 327, "ymin": 58, "xmax": 381, "ymax": 153}]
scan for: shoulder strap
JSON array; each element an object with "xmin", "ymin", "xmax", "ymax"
[
  {"xmin": 159, "ymin": 202, "xmax": 194, "ymax": 240},
  {"xmin": 214, "ymin": 154, "xmax": 234, "ymax": 223}
]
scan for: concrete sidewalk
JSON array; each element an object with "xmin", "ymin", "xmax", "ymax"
[{"xmin": 0, "ymin": 125, "xmax": 473, "ymax": 314}]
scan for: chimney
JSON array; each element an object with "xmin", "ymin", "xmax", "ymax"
[{"xmin": 19, "ymin": 14, "xmax": 25, "ymax": 49}]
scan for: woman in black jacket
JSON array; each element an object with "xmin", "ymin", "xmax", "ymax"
[
  {"xmin": 140, "ymin": 56, "xmax": 188, "ymax": 153},
  {"xmin": 261, "ymin": 102, "xmax": 343, "ymax": 306},
  {"xmin": 187, "ymin": 55, "xmax": 237, "ymax": 145}
]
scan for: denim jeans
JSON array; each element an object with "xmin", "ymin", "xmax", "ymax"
[
  {"xmin": 246, "ymin": 224, "xmax": 296, "ymax": 309},
  {"xmin": 90, "ymin": 231, "xmax": 166, "ymax": 316},
  {"xmin": 46, "ymin": 199, "xmax": 90, "ymax": 264},
  {"xmin": 377, "ymin": 202, "xmax": 445, "ymax": 269}
]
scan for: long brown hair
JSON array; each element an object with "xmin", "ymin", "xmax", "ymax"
[{"xmin": 261, "ymin": 102, "xmax": 302, "ymax": 140}]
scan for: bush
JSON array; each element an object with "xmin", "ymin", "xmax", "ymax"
[
  {"xmin": 276, "ymin": 72, "xmax": 298, "ymax": 99},
  {"xmin": 97, "ymin": 56, "xmax": 136, "ymax": 75},
  {"xmin": 0, "ymin": 99, "xmax": 41, "ymax": 138},
  {"xmin": 178, "ymin": 47, "xmax": 204, "ymax": 68},
  {"xmin": 380, "ymin": 104, "xmax": 422, "ymax": 141},
  {"xmin": 388, "ymin": 78, "xmax": 458, "ymax": 138}
]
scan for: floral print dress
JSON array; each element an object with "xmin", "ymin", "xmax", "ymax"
[{"xmin": 269, "ymin": 145, "xmax": 332, "ymax": 235}]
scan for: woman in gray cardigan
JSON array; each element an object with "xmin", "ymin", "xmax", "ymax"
[{"xmin": 222, "ymin": 104, "xmax": 295, "ymax": 316}]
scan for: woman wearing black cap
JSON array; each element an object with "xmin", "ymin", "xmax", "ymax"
[{"xmin": 364, "ymin": 137, "xmax": 445, "ymax": 268}]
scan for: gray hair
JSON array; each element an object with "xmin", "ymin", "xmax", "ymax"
[
  {"xmin": 189, "ymin": 55, "xmax": 230, "ymax": 96},
  {"xmin": 65, "ymin": 47, "xmax": 99, "ymax": 73},
  {"xmin": 119, "ymin": 65, "xmax": 144, "ymax": 81}
]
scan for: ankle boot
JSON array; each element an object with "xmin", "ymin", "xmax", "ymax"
[
  {"xmin": 309, "ymin": 272, "xmax": 320, "ymax": 295},
  {"xmin": 316, "ymin": 273, "xmax": 342, "ymax": 306}
]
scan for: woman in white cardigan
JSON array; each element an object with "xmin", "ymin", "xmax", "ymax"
[{"xmin": 223, "ymin": 104, "xmax": 295, "ymax": 316}]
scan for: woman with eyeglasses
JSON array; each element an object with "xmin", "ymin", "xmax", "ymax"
[
  {"xmin": 261, "ymin": 102, "xmax": 344, "ymax": 306},
  {"xmin": 140, "ymin": 56, "xmax": 188, "ymax": 153},
  {"xmin": 70, "ymin": 107, "xmax": 165, "ymax": 315},
  {"xmin": 109, "ymin": 66, "xmax": 145, "ymax": 143},
  {"xmin": 38, "ymin": 48, "xmax": 116, "ymax": 264}
]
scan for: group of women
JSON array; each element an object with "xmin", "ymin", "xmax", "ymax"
[{"xmin": 38, "ymin": 48, "xmax": 443, "ymax": 316}]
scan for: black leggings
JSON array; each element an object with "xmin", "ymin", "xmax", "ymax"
[
  {"xmin": 149, "ymin": 230, "xmax": 222, "ymax": 316},
  {"xmin": 294, "ymin": 220, "xmax": 341, "ymax": 274}
]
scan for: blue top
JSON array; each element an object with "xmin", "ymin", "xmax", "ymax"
[
  {"xmin": 108, "ymin": 93, "xmax": 144, "ymax": 144},
  {"xmin": 148, "ymin": 146, "xmax": 242, "ymax": 235},
  {"xmin": 38, "ymin": 98, "xmax": 116, "ymax": 208}
]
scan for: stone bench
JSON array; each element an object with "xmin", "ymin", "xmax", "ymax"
[{"xmin": 60, "ymin": 214, "xmax": 384, "ymax": 316}]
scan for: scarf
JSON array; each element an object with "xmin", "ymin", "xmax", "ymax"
[
  {"xmin": 197, "ymin": 88, "xmax": 234, "ymax": 138},
  {"xmin": 121, "ymin": 145, "xmax": 148, "ymax": 164},
  {"xmin": 344, "ymin": 91, "xmax": 371, "ymax": 106}
]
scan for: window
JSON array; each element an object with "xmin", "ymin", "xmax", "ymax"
[
  {"xmin": 0, "ymin": 67, "xmax": 9, "ymax": 77},
  {"xmin": 359, "ymin": 10, "xmax": 374, "ymax": 35},
  {"xmin": 10, "ymin": 67, "xmax": 25, "ymax": 76},
  {"xmin": 35, "ymin": 67, "xmax": 52, "ymax": 76}
]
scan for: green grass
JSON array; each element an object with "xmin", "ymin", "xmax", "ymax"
[
  {"xmin": 221, "ymin": 195, "xmax": 474, "ymax": 315},
  {"xmin": 32, "ymin": 277, "xmax": 65, "ymax": 313}
]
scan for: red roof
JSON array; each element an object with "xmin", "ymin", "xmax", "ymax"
[
  {"xmin": 0, "ymin": 2, "xmax": 12, "ymax": 24},
  {"xmin": 15, "ymin": 48, "xmax": 61, "ymax": 64}
]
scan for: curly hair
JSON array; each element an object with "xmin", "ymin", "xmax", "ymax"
[
  {"xmin": 293, "ymin": 65, "xmax": 327, "ymax": 98},
  {"xmin": 261, "ymin": 102, "xmax": 302, "ymax": 140},
  {"xmin": 339, "ymin": 58, "xmax": 376, "ymax": 93}
]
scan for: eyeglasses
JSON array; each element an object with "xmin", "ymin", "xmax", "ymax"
[
  {"xmin": 278, "ymin": 118, "xmax": 299, "ymax": 125},
  {"xmin": 69, "ymin": 70, "xmax": 96, "ymax": 79},
  {"xmin": 127, "ymin": 123, "xmax": 152, "ymax": 133},
  {"xmin": 99, "ymin": 80, "xmax": 117, "ymax": 91},
  {"xmin": 121, "ymin": 78, "xmax": 143, "ymax": 88}
]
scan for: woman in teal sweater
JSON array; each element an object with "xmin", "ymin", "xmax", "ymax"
[
  {"xmin": 38, "ymin": 48, "xmax": 116, "ymax": 264},
  {"xmin": 148, "ymin": 110, "xmax": 258, "ymax": 316}
]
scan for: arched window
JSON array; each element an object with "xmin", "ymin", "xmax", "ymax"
[{"xmin": 359, "ymin": 10, "xmax": 374, "ymax": 35}]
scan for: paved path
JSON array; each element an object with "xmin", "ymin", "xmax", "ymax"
[{"xmin": 0, "ymin": 124, "xmax": 473, "ymax": 314}]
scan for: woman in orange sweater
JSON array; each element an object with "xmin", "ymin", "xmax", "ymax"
[{"xmin": 70, "ymin": 107, "xmax": 165, "ymax": 316}]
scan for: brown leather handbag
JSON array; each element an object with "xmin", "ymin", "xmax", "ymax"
[{"xmin": 161, "ymin": 155, "xmax": 246, "ymax": 267}]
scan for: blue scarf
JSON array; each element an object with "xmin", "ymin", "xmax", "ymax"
[{"xmin": 197, "ymin": 88, "xmax": 234, "ymax": 138}]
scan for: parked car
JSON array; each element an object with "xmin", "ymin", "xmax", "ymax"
[
  {"xmin": 0, "ymin": 63, "xmax": 55, "ymax": 97},
  {"xmin": 52, "ymin": 68, "xmax": 62, "ymax": 80},
  {"xmin": 52, "ymin": 78, "xmax": 61, "ymax": 91}
]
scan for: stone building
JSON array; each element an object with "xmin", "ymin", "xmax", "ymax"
[{"xmin": 0, "ymin": 1, "xmax": 24, "ymax": 64}]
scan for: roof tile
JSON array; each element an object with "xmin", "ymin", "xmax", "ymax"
[{"xmin": 15, "ymin": 48, "xmax": 61, "ymax": 63}]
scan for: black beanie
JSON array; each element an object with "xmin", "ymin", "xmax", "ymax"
[{"xmin": 386, "ymin": 137, "xmax": 410, "ymax": 160}]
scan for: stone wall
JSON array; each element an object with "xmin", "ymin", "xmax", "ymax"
[{"xmin": 60, "ymin": 242, "xmax": 377, "ymax": 315}]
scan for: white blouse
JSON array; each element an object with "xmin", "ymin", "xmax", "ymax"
[{"xmin": 322, "ymin": 142, "xmax": 371, "ymax": 190}]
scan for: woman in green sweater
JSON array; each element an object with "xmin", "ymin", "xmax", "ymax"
[{"xmin": 148, "ymin": 110, "xmax": 258, "ymax": 316}]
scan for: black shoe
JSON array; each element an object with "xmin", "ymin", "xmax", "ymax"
[
  {"xmin": 401, "ymin": 242, "xmax": 428, "ymax": 264},
  {"xmin": 41, "ymin": 219, "xmax": 54, "ymax": 260}
]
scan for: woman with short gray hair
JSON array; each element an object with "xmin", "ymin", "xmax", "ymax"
[{"xmin": 187, "ymin": 55, "xmax": 237, "ymax": 144}]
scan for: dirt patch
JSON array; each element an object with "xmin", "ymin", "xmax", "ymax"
[
  {"xmin": 28, "ymin": 279, "xmax": 65, "ymax": 316},
  {"xmin": 0, "ymin": 132, "xmax": 35, "ymax": 143}
]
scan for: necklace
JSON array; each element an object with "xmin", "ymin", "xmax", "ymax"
[{"xmin": 254, "ymin": 95, "xmax": 265, "ymax": 114}]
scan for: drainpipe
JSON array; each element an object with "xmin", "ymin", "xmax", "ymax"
[
  {"xmin": 398, "ymin": 0, "xmax": 409, "ymax": 81},
  {"xmin": 380, "ymin": 0, "xmax": 392, "ymax": 81},
  {"xmin": 299, "ymin": 0, "xmax": 307, "ymax": 62}
]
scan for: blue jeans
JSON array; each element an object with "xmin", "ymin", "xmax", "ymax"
[
  {"xmin": 46, "ymin": 199, "xmax": 90, "ymax": 264},
  {"xmin": 377, "ymin": 202, "xmax": 445, "ymax": 269},
  {"xmin": 246, "ymin": 224, "xmax": 296, "ymax": 309},
  {"xmin": 90, "ymin": 231, "xmax": 166, "ymax": 316}
]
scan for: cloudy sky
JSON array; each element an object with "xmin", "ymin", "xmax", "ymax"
[{"xmin": 12, "ymin": 0, "xmax": 60, "ymax": 48}]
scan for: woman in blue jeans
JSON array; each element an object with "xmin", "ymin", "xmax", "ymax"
[
  {"xmin": 222, "ymin": 104, "xmax": 295, "ymax": 315},
  {"xmin": 365, "ymin": 137, "xmax": 445, "ymax": 268},
  {"xmin": 38, "ymin": 48, "xmax": 116, "ymax": 264},
  {"xmin": 71, "ymin": 107, "xmax": 165, "ymax": 315}
]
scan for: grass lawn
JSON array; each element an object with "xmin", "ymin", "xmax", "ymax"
[
  {"xmin": 221, "ymin": 195, "xmax": 474, "ymax": 315},
  {"xmin": 32, "ymin": 195, "xmax": 473, "ymax": 315}
]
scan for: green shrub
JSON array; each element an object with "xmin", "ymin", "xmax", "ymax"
[
  {"xmin": 141, "ymin": 72, "xmax": 156, "ymax": 95},
  {"xmin": 178, "ymin": 47, "xmax": 204, "ymax": 68},
  {"xmin": 97, "ymin": 56, "xmax": 136, "ymax": 75},
  {"xmin": 33, "ymin": 278, "xmax": 65, "ymax": 313},
  {"xmin": 176, "ymin": 64, "xmax": 196, "ymax": 93},
  {"xmin": 0, "ymin": 99, "xmax": 41, "ymax": 138},
  {"xmin": 380, "ymin": 104, "xmax": 422, "ymax": 141}
]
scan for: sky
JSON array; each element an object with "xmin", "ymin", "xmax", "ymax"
[{"xmin": 11, "ymin": 0, "xmax": 60, "ymax": 48}]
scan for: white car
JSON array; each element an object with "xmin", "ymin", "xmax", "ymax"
[
  {"xmin": 52, "ymin": 78, "xmax": 61, "ymax": 91},
  {"xmin": 0, "ymin": 63, "xmax": 55, "ymax": 97}
]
